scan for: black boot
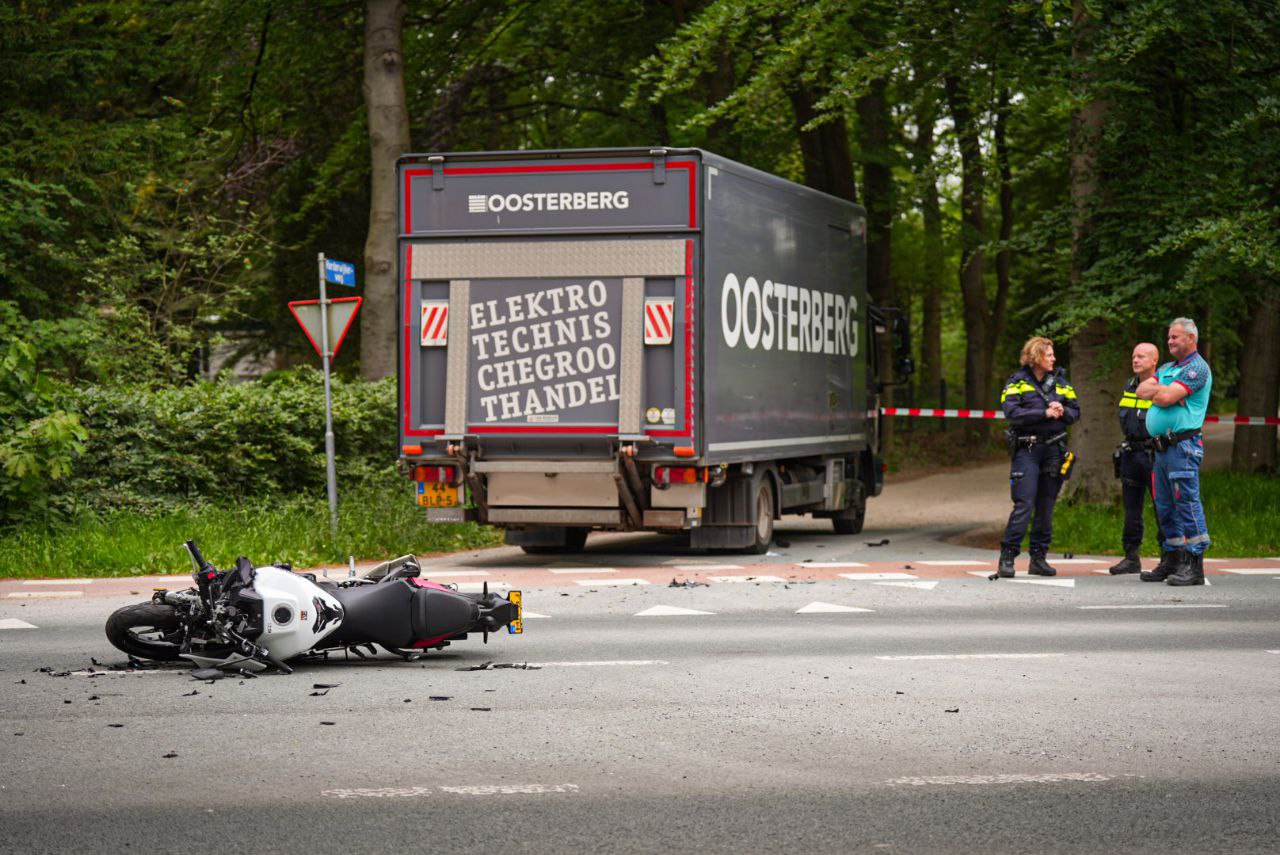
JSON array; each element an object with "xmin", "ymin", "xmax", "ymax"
[
  {"xmin": 1028, "ymin": 554, "xmax": 1057, "ymax": 577},
  {"xmin": 997, "ymin": 549, "xmax": 1017, "ymax": 578},
  {"xmin": 1140, "ymin": 551, "xmax": 1176, "ymax": 582},
  {"xmin": 1166, "ymin": 551, "xmax": 1205, "ymax": 586},
  {"xmin": 1109, "ymin": 549, "xmax": 1142, "ymax": 575}
]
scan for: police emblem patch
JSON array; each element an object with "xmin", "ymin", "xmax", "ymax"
[{"xmin": 1187, "ymin": 370, "xmax": 1197, "ymax": 379}]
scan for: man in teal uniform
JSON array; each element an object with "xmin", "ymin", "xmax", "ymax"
[{"xmin": 1136, "ymin": 318, "xmax": 1212, "ymax": 586}]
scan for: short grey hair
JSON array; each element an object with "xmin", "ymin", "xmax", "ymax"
[{"xmin": 1170, "ymin": 317, "xmax": 1199, "ymax": 339}]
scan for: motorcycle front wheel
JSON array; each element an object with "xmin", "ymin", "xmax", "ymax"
[{"xmin": 105, "ymin": 602, "xmax": 230, "ymax": 662}]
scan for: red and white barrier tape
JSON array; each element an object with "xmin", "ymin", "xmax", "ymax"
[{"xmin": 879, "ymin": 407, "xmax": 1279, "ymax": 426}]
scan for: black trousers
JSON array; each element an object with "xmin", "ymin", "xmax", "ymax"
[
  {"xmin": 1001, "ymin": 442, "xmax": 1065, "ymax": 557},
  {"xmin": 1120, "ymin": 447, "xmax": 1162, "ymax": 552}
]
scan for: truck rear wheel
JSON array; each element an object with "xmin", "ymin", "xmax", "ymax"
[
  {"xmin": 747, "ymin": 481, "xmax": 775, "ymax": 555},
  {"xmin": 832, "ymin": 481, "xmax": 867, "ymax": 535}
]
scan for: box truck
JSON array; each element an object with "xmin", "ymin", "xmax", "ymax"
[{"xmin": 397, "ymin": 147, "xmax": 910, "ymax": 553}]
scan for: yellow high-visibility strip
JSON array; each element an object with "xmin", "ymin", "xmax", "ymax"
[{"xmin": 1055, "ymin": 384, "xmax": 1077, "ymax": 400}]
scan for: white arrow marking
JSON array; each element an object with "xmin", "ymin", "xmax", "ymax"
[
  {"xmin": 521, "ymin": 611, "xmax": 550, "ymax": 619},
  {"xmin": 796, "ymin": 602, "xmax": 875, "ymax": 614},
  {"xmin": 634, "ymin": 605, "xmax": 716, "ymax": 617},
  {"xmin": 0, "ymin": 618, "xmax": 38, "ymax": 629}
]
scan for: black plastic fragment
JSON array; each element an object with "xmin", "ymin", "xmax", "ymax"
[
  {"xmin": 457, "ymin": 661, "xmax": 493, "ymax": 672},
  {"xmin": 866, "ymin": 538, "xmax": 890, "ymax": 547},
  {"xmin": 945, "ymin": 707, "xmax": 960, "ymax": 713},
  {"xmin": 313, "ymin": 683, "xmax": 341, "ymax": 689},
  {"xmin": 162, "ymin": 751, "xmax": 178, "ymax": 758},
  {"xmin": 190, "ymin": 668, "xmax": 225, "ymax": 681},
  {"xmin": 320, "ymin": 721, "xmax": 336, "ymax": 726},
  {"xmin": 470, "ymin": 707, "xmax": 492, "ymax": 712},
  {"xmin": 183, "ymin": 690, "xmax": 200, "ymax": 697},
  {"xmin": 310, "ymin": 690, "xmax": 329, "ymax": 696},
  {"xmin": 429, "ymin": 696, "xmax": 451, "ymax": 701}
]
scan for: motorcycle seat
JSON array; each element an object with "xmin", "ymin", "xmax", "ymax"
[
  {"xmin": 410, "ymin": 586, "xmax": 476, "ymax": 642},
  {"xmin": 329, "ymin": 581, "xmax": 416, "ymax": 649}
]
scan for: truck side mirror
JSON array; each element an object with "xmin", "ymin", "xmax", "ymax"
[
  {"xmin": 896, "ymin": 355, "xmax": 916, "ymax": 378},
  {"xmin": 892, "ymin": 316, "xmax": 912, "ymax": 359}
]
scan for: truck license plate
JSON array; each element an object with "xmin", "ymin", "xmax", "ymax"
[{"xmin": 416, "ymin": 482, "xmax": 460, "ymax": 508}]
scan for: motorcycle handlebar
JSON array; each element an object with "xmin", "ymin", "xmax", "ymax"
[{"xmin": 184, "ymin": 540, "xmax": 211, "ymax": 575}]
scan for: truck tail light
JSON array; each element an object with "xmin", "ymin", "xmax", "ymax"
[
  {"xmin": 652, "ymin": 466, "xmax": 707, "ymax": 486},
  {"xmin": 412, "ymin": 465, "xmax": 458, "ymax": 484}
]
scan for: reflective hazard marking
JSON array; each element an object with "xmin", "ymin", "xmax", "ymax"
[
  {"xmin": 420, "ymin": 300, "xmax": 449, "ymax": 346},
  {"xmin": 643, "ymin": 298, "xmax": 674, "ymax": 345}
]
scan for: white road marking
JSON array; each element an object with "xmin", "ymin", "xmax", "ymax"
[
  {"xmin": 1006, "ymin": 578, "xmax": 1075, "ymax": 588},
  {"xmin": 671, "ymin": 564, "xmax": 744, "ymax": 572},
  {"xmin": 1079, "ymin": 604, "xmax": 1228, "ymax": 610},
  {"xmin": 883, "ymin": 773, "xmax": 1113, "ymax": 787},
  {"xmin": 796, "ymin": 602, "xmax": 875, "ymax": 614},
  {"xmin": 455, "ymin": 581, "xmax": 510, "ymax": 592},
  {"xmin": 7, "ymin": 591, "xmax": 83, "ymax": 599},
  {"xmin": 426, "ymin": 570, "xmax": 489, "ymax": 577},
  {"xmin": 634, "ymin": 605, "xmax": 715, "ymax": 616},
  {"xmin": 876, "ymin": 653, "xmax": 1066, "ymax": 661},
  {"xmin": 838, "ymin": 572, "xmax": 918, "ymax": 581},
  {"xmin": 1047, "ymin": 559, "xmax": 1108, "ymax": 565},
  {"xmin": 708, "ymin": 575, "xmax": 786, "ymax": 583},
  {"xmin": 323, "ymin": 786, "xmax": 434, "ymax": 799},
  {"xmin": 874, "ymin": 580, "xmax": 940, "ymax": 590},
  {"xmin": 438, "ymin": 784, "xmax": 579, "ymax": 796},
  {"xmin": 528, "ymin": 660, "xmax": 668, "ymax": 667},
  {"xmin": 21, "ymin": 579, "xmax": 92, "ymax": 585},
  {"xmin": 918, "ymin": 560, "xmax": 990, "ymax": 566},
  {"xmin": 1200, "ymin": 558, "xmax": 1230, "ymax": 563},
  {"xmin": 548, "ymin": 568, "xmax": 616, "ymax": 574},
  {"xmin": 70, "ymin": 669, "xmax": 172, "ymax": 677},
  {"xmin": 573, "ymin": 578, "xmax": 650, "ymax": 587},
  {"xmin": 802, "ymin": 561, "xmax": 869, "ymax": 568},
  {"xmin": 1217, "ymin": 568, "xmax": 1280, "ymax": 575},
  {"xmin": 521, "ymin": 611, "xmax": 550, "ymax": 619},
  {"xmin": 0, "ymin": 618, "xmax": 38, "ymax": 629},
  {"xmin": 1266, "ymin": 650, "xmax": 1280, "ymax": 655}
]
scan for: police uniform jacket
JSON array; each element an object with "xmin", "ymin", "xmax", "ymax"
[
  {"xmin": 1000, "ymin": 366, "xmax": 1080, "ymax": 439},
  {"xmin": 1117, "ymin": 376, "xmax": 1152, "ymax": 441}
]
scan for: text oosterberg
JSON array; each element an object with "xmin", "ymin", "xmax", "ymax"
[
  {"xmin": 720, "ymin": 272, "xmax": 858, "ymax": 356},
  {"xmin": 471, "ymin": 280, "xmax": 619, "ymax": 422}
]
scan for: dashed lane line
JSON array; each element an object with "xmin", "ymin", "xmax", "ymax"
[
  {"xmin": 548, "ymin": 568, "xmax": 616, "ymax": 574},
  {"xmin": 803, "ymin": 562, "xmax": 869, "ymax": 568},
  {"xmin": 1217, "ymin": 568, "xmax": 1280, "ymax": 575},
  {"xmin": 7, "ymin": 591, "xmax": 83, "ymax": 599},
  {"xmin": 21, "ymin": 579, "xmax": 93, "ymax": 585},
  {"xmin": 1047, "ymin": 559, "xmax": 1108, "ymax": 564},
  {"xmin": 838, "ymin": 572, "xmax": 918, "ymax": 581},
  {"xmin": 1078, "ymin": 604, "xmax": 1228, "ymax": 610},
  {"xmin": 522, "ymin": 611, "xmax": 550, "ymax": 619},
  {"xmin": 0, "ymin": 618, "xmax": 38, "ymax": 629},
  {"xmin": 874, "ymin": 580, "xmax": 939, "ymax": 590},
  {"xmin": 527, "ymin": 660, "xmax": 668, "ymax": 667},
  {"xmin": 918, "ymin": 560, "xmax": 990, "ymax": 566},
  {"xmin": 875, "ymin": 653, "xmax": 1066, "ymax": 661},
  {"xmin": 1006, "ymin": 577, "xmax": 1075, "ymax": 588},
  {"xmin": 323, "ymin": 784, "xmax": 579, "ymax": 799},
  {"xmin": 670, "ymin": 564, "xmax": 744, "ymax": 572},
  {"xmin": 883, "ymin": 773, "xmax": 1114, "ymax": 787}
]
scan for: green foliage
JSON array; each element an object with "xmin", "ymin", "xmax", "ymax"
[{"xmin": 1054, "ymin": 470, "xmax": 1280, "ymax": 558}]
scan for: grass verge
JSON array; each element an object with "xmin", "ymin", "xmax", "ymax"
[
  {"xmin": 1053, "ymin": 470, "xmax": 1280, "ymax": 557},
  {"xmin": 0, "ymin": 480, "xmax": 504, "ymax": 578}
]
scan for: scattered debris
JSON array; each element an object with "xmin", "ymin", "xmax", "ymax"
[
  {"xmin": 108, "ymin": 724, "xmax": 124, "ymax": 728},
  {"xmin": 63, "ymin": 699, "xmax": 71, "ymax": 704},
  {"xmin": 457, "ymin": 661, "xmax": 494, "ymax": 672},
  {"xmin": 429, "ymin": 696, "xmax": 452, "ymax": 701},
  {"xmin": 493, "ymin": 663, "xmax": 540, "ymax": 670},
  {"xmin": 470, "ymin": 707, "xmax": 492, "ymax": 712},
  {"xmin": 320, "ymin": 721, "xmax": 336, "ymax": 726},
  {"xmin": 903, "ymin": 564, "xmax": 913, "ymax": 570},
  {"xmin": 162, "ymin": 752, "xmax": 179, "ymax": 758},
  {"xmin": 182, "ymin": 690, "xmax": 200, "ymax": 697},
  {"xmin": 895, "ymin": 691, "xmax": 905, "ymax": 695},
  {"xmin": 87, "ymin": 695, "xmax": 100, "ymax": 701},
  {"xmin": 669, "ymin": 578, "xmax": 708, "ymax": 588},
  {"xmin": 91, "ymin": 658, "xmax": 104, "ymax": 667},
  {"xmin": 14, "ymin": 732, "xmax": 23, "ymax": 736},
  {"xmin": 866, "ymin": 538, "xmax": 890, "ymax": 547},
  {"xmin": 313, "ymin": 683, "xmax": 341, "ymax": 689},
  {"xmin": 310, "ymin": 690, "xmax": 329, "ymax": 697},
  {"xmin": 16, "ymin": 679, "xmax": 25, "ymax": 685},
  {"xmin": 403, "ymin": 699, "xmax": 411, "ymax": 703},
  {"xmin": 945, "ymin": 707, "xmax": 960, "ymax": 713},
  {"xmin": 190, "ymin": 668, "xmax": 224, "ymax": 681}
]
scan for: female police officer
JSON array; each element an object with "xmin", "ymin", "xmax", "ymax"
[{"xmin": 997, "ymin": 336, "xmax": 1079, "ymax": 577}]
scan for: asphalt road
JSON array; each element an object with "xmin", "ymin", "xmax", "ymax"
[{"xmin": 3, "ymin": 562, "xmax": 1279, "ymax": 854}]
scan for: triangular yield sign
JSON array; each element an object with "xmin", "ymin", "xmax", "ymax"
[
  {"xmin": 634, "ymin": 605, "xmax": 716, "ymax": 617},
  {"xmin": 288, "ymin": 296, "xmax": 363, "ymax": 358},
  {"xmin": 795, "ymin": 602, "xmax": 874, "ymax": 614}
]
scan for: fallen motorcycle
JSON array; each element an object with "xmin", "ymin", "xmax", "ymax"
[{"xmin": 105, "ymin": 540, "xmax": 522, "ymax": 673}]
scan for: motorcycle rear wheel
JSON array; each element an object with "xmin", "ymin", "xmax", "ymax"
[{"xmin": 105, "ymin": 602, "xmax": 230, "ymax": 662}]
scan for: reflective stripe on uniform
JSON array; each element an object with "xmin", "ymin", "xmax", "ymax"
[
  {"xmin": 1001, "ymin": 381, "xmax": 1036, "ymax": 402},
  {"xmin": 1119, "ymin": 393, "xmax": 1152, "ymax": 410},
  {"xmin": 1055, "ymin": 384, "xmax": 1077, "ymax": 400}
]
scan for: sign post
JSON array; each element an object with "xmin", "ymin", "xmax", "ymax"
[{"xmin": 289, "ymin": 254, "xmax": 359, "ymax": 538}]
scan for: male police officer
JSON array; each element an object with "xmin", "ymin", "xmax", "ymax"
[
  {"xmin": 998, "ymin": 336, "xmax": 1080, "ymax": 578},
  {"xmin": 1135, "ymin": 318, "xmax": 1212, "ymax": 586},
  {"xmin": 1109, "ymin": 342, "xmax": 1165, "ymax": 574}
]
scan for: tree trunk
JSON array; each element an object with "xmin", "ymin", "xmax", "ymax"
[
  {"xmin": 991, "ymin": 89, "xmax": 1014, "ymax": 380},
  {"xmin": 360, "ymin": 0, "xmax": 410, "ymax": 380},
  {"xmin": 1232, "ymin": 286, "xmax": 1280, "ymax": 472},
  {"xmin": 857, "ymin": 78, "xmax": 896, "ymax": 449},
  {"xmin": 944, "ymin": 74, "xmax": 989, "ymax": 409},
  {"xmin": 787, "ymin": 82, "xmax": 858, "ymax": 203},
  {"xmin": 912, "ymin": 80, "xmax": 944, "ymax": 405},
  {"xmin": 1066, "ymin": 0, "xmax": 1114, "ymax": 500}
]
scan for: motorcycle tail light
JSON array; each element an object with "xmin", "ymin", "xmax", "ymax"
[
  {"xmin": 652, "ymin": 466, "xmax": 706, "ymax": 486},
  {"xmin": 412, "ymin": 464, "xmax": 458, "ymax": 484}
]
